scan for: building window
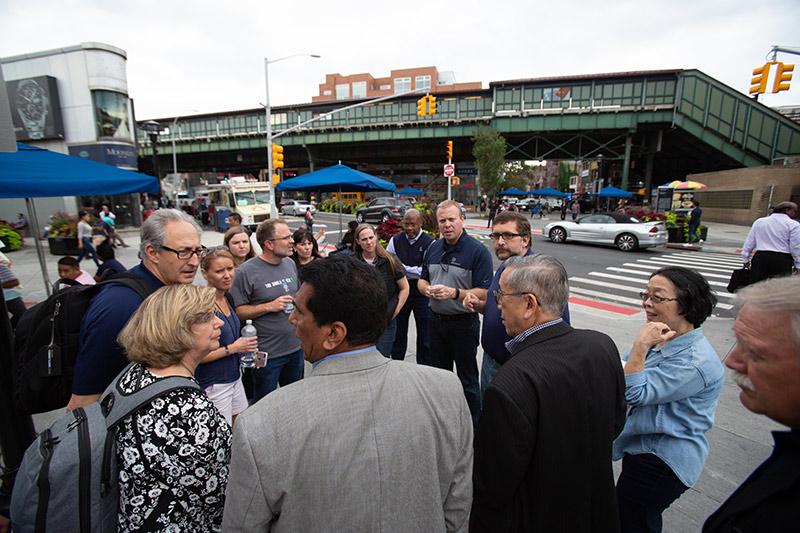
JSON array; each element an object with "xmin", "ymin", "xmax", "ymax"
[
  {"xmin": 352, "ymin": 81, "xmax": 367, "ymax": 99},
  {"xmin": 380, "ymin": 84, "xmax": 391, "ymax": 91},
  {"xmin": 335, "ymin": 84, "xmax": 349, "ymax": 100},
  {"xmin": 93, "ymin": 90, "xmax": 130, "ymax": 139},
  {"xmin": 323, "ymin": 90, "xmax": 332, "ymax": 96},
  {"xmin": 394, "ymin": 77, "xmax": 411, "ymax": 94},
  {"xmin": 415, "ymin": 75, "xmax": 431, "ymax": 91}
]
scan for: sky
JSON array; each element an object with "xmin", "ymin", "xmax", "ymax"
[{"xmin": 1, "ymin": 0, "xmax": 798, "ymax": 120}]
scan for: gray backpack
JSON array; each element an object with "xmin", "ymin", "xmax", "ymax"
[{"xmin": 10, "ymin": 362, "xmax": 202, "ymax": 533}]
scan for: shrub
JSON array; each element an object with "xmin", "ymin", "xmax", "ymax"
[
  {"xmin": 0, "ymin": 222, "xmax": 22, "ymax": 250},
  {"xmin": 376, "ymin": 219, "xmax": 401, "ymax": 242},
  {"xmin": 47, "ymin": 210, "xmax": 77, "ymax": 237}
]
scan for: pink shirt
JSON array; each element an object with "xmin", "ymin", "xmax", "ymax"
[{"xmin": 75, "ymin": 270, "xmax": 96, "ymax": 285}]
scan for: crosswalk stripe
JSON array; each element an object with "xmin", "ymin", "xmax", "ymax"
[
  {"xmin": 648, "ymin": 255, "xmax": 742, "ymax": 268},
  {"xmin": 669, "ymin": 253, "xmax": 742, "ymax": 265},
  {"xmin": 635, "ymin": 259, "xmax": 734, "ymax": 273},
  {"xmin": 591, "ymin": 271, "xmax": 731, "ymax": 289},
  {"xmin": 609, "ymin": 266, "xmax": 730, "ymax": 280},
  {"xmin": 569, "ymin": 287, "xmax": 644, "ymax": 306}
]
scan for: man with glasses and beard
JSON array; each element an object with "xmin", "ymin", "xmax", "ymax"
[
  {"xmin": 230, "ymin": 219, "xmax": 303, "ymax": 403},
  {"xmin": 418, "ymin": 200, "xmax": 493, "ymax": 426},
  {"xmin": 463, "ymin": 211, "xmax": 571, "ymax": 393}
]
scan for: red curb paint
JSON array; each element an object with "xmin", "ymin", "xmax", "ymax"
[{"xmin": 568, "ymin": 297, "xmax": 640, "ymax": 315}]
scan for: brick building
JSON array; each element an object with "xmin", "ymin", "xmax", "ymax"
[{"xmin": 312, "ymin": 66, "xmax": 482, "ymax": 103}]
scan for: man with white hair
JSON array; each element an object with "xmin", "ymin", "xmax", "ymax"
[
  {"xmin": 703, "ymin": 276, "xmax": 800, "ymax": 532},
  {"xmin": 470, "ymin": 254, "xmax": 626, "ymax": 531},
  {"xmin": 68, "ymin": 209, "xmax": 204, "ymax": 411}
]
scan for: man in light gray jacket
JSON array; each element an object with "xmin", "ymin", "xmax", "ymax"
[{"xmin": 223, "ymin": 255, "xmax": 473, "ymax": 532}]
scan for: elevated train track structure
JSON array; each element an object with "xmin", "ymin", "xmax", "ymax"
[{"xmin": 138, "ymin": 69, "xmax": 800, "ymax": 192}]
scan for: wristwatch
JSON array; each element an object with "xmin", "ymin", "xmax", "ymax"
[{"xmin": 15, "ymin": 79, "xmax": 48, "ymax": 140}]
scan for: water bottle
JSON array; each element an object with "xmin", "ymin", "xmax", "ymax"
[
  {"xmin": 282, "ymin": 280, "xmax": 295, "ymax": 314},
  {"xmin": 239, "ymin": 320, "xmax": 258, "ymax": 368}
]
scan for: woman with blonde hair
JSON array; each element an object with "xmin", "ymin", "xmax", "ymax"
[
  {"xmin": 224, "ymin": 225, "xmax": 256, "ymax": 267},
  {"xmin": 199, "ymin": 248, "xmax": 258, "ymax": 425},
  {"xmin": 116, "ymin": 284, "xmax": 232, "ymax": 532},
  {"xmin": 353, "ymin": 223, "xmax": 409, "ymax": 357}
]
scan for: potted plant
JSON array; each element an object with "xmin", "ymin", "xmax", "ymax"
[
  {"xmin": 46, "ymin": 211, "xmax": 80, "ymax": 255},
  {"xmin": 664, "ymin": 212, "xmax": 689, "ymax": 243},
  {"xmin": 0, "ymin": 221, "xmax": 23, "ymax": 251}
]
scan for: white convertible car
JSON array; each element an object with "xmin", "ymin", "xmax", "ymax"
[{"xmin": 542, "ymin": 212, "xmax": 668, "ymax": 252}]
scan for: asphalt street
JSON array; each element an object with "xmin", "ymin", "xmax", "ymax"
[{"xmin": 9, "ymin": 209, "xmax": 782, "ymax": 533}]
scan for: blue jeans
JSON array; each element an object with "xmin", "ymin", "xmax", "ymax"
[
  {"xmin": 688, "ymin": 223, "xmax": 701, "ymax": 243},
  {"xmin": 251, "ymin": 349, "xmax": 304, "ymax": 403},
  {"xmin": 616, "ymin": 453, "xmax": 689, "ymax": 533},
  {"xmin": 375, "ymin": 318, "xmax": 397, "ymax": 358},
  {"xmin": 480, "ymin": 353, "xmax": 502, "ymax": 395},
  {"xmin": 429, "ymin": 313, "xmax": 481, "ymax": 426},
  {"xmin": 77, "ymin": 237, "xmax": 101, "ymax": 267},
  {"xmin": 390, "ymin": 292, "xmax": 430, "ymax": 364}
]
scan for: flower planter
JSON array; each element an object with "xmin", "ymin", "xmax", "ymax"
[
  {"xmin": 667, "ymin": 227, "xmax": 685, "ymax": 243},
  {"xmin": 48, "ymin": 237, "xmax": 80, "ymax": 255}
]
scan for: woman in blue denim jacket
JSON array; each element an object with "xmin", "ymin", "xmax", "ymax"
[{"xmin": 614, "ymin": 266, "xmax": 724, "ymax": 533}]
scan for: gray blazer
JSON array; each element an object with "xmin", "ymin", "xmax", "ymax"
[{"xmin": 222, "ymin": 350, "xmax": 473, "ymax": 532}]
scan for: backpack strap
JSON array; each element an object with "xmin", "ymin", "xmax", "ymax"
[
  {"xmin": 97, "ymin": 362, "xmax": 203, "ymax": 497},
  {"xmin": 99, "ymin": 362, "xmax": 202, "ymax": 429},
  {"xmin": 98, "ymin": 273, "xmax": 155, "ymax": 301}
]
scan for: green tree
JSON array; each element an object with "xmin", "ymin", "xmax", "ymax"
[
  {"xmin": 472, "ymin": 126, "xmax": 506, "ymax": 198},
  {"xmin": 557, "ymin": 161, "xmax": 571, "ymax": 192},
  {"xmin": 502, "ymin": 161, "xmax": 534, "ymax": 191}
]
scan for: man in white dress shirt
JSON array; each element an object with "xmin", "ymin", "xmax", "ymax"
[{"xmin": 742, "ymin": 201, "xmax": 799, "ymax": 284}]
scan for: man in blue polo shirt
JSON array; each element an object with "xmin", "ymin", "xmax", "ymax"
[
  {"xmin": 463, "ymin": 211, "xmax": 571, "ymax": 393},
  {"xmin": 419, "ymin": 200, "xmax": 493, "ymax": 424},
  {"xmin": 66, "ymin": 209, "xmax": 204, "ymax": 412}
]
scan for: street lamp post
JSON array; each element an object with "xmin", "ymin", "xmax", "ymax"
[{"xmin": 265, "ymin": 54, "xmax": 320, "ymax": 220}]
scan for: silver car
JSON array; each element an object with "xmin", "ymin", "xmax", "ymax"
[
  {"xmin": 543, "ymin": 212, "xmax": 667, "ymax": 252},
  {"xmin": 281, "ymin": 200, "xmax": 316, "ymax": 217}
]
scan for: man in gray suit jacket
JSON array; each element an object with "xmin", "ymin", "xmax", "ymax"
[{"xmin": 223, "ymin": 255, "xmax": 473, "ymax": 532}]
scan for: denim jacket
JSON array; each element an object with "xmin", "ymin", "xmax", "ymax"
[{"xmin": 613, "ymin": 327, "xmax": 724, "ymax": 487}]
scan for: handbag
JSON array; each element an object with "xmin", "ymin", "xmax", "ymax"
[{"xmin": 727, "ymin": 268, "xmax": 751, "ymax": 293}]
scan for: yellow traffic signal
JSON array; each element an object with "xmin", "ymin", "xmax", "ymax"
[
  {"xmin": 450, "ymin": 176, "xmax": 460, "ymax": 187},
  {"xmin": 773, "ymin": 62, "xmax": 794, "ymax": 93},
  {"xmin": 446, "ymin": 140, "xmax": 453, "ymax": 160},
  {"xmin": 750, "ymin": 62, "xmax": 772, "ymax": 95},
  {"xmin": 272, "ymin": 143, "xmax": 284, "ymax": 169},
  {"xmin": 427, "ymin": 95, "xmax": 437, "ymax": 115},
  {"xmin": 417, "ymin": 96, "xmax": 427, "ymax": 117},
  {"xmin": 272, "ymin": 174, "xmax": 280, "ymax": 186}
]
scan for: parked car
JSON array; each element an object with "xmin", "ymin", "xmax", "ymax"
[
  {"xmin": 542, "ymin": 212, "xmax": 668, "ymax": 252},
  {"xmin": 516, "ymin": 198, "xmax": 543, "ymax": 211},
  {"xmin": 281, "ymin": 200, "xmax": 316, "ymax": 217},
  {"xmin": 355, "ymin": 198, "xmax": 412, "ymax": 223}
]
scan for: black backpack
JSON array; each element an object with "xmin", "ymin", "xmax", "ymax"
[
  {"xmin": 12, "ymin": 273, "xmax": 154, "ymax": 415},
  {"xmin": 10, "ymin": 362, "xmax": 202, "ymax": 533}
]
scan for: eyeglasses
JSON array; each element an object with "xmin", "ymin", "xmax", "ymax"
[
  {"xmin": 493, "ymin": 290, "xmax": 534, "ymax": 304},
  {"xmin": 161, "ymin": 245, "xmax": 209, "ymax": 260},
  {"xmin": 208, "ymin": 245, "xmax": 228, "ymax": 252},
  {"xmin": 639, "ymin": 292, "xmax": 678, "ymax": 304},
  {"xmin": 268, "ymin": 235, "xmax": 293, "ymax": 242},
  {"xmin": 490, "ymin": 232, "xmax": 522, "ymax": 241}
]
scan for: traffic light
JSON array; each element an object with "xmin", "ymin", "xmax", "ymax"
[
  {"xmin": 427, "ymin": 95, "xmax": 437, "ymax": 115},
  {"xmin": 450, "ymin": 176, "xmax": 460, "ymax": 187},
  {"xmin": 272, "ymin": 143, "xmax": 284, "ymax": 169},
  {"xmin": 446, "ymin": 140, "xmax": 453, "ymax": 160},
  {"xmin": 773, "ymin": 62, "xmax": 794, "ymax": 93},
  {"xmin": 750, "ymin": 62, "xmax": 772, "ymax": 95},
  {"xmin": 417, "ymin": 96, "xmax": 427, "ymax": 117},
  {"xmin": 272, "ymin": 174, "xmax": 280, "ymax": 186}
]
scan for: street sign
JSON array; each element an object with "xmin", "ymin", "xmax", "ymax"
[{"xmin": 443, "ymin": 164, "xmax": 455, "ymax": 177}]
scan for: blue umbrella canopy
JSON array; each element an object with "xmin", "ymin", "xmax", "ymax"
[
  {"xmin": 276, "ymin": 164, "xmax": 396, "ymax": 193},
  {"xmin": 528, "ymin": 187, "xmax": 566, "ymax": 197},
  {"xmin": 0, "ymin": 143, "xmax": 159, "ymax": 198},
  {"xmin": 497, "ymin": 187, "xmax": 528, "ymax": 196},
  {"xmin": 596, "ymin": 186, "xmax": 633, "ymax": 198},
  {"xmin": 395, "ymin": 187, "xmax": 426, "ymax": 195}
]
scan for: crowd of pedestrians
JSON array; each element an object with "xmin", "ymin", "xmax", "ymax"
[{"xmin": 7, "ymin": 203, "xmax": 799, "ymax": 532}]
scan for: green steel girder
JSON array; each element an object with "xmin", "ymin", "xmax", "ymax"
[
  {"xmin": 673, "ymin": 113, "xmax": 766, "ymax": 167},
  {"xmin": 504, "ymin": 132, "xmax": 630, "ymax": 161}
]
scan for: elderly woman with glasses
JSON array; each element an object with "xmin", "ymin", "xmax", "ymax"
[
  {"xmin": 613, "ymin": 266, "xmax": 724, "ymax": 533},
  {"xmin": 115, "ymin": 284, "xmax": 232, "ymax": 532}
]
